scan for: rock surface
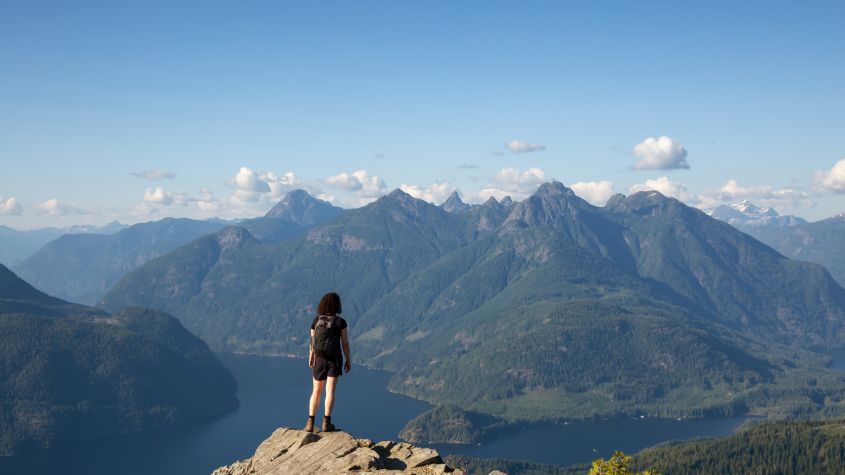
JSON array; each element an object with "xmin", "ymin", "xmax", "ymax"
[{"xmin": 211, "ymin": 428, "xmax": 464, "ymax": 475}]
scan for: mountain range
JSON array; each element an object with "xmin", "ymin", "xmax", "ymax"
[
  {"xmin": 0, "ymin": 221, "xmax": 127, "ymax": 267},
  {"xmin": 12, "ymin": 191, "xmax": 343, "ymax": 306},
  {"xmin": 101, "ymin": 183, "xmax": 845, "ymax": 426},
  {"xmin": 0, "ymin": 264, "xmax": 238, "ymax": 455},
  {"xmin": 709, "ymin": 201, "xmax": 845, "ymax": 286}
]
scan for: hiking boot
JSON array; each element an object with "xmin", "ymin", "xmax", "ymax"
[
  {"xmin": 303, "ymin": 416, "xmax": 315, "ymax": 433},
  {"xmin": 321, "ymin": 417, "xmax": 337, "ymax": 432}
]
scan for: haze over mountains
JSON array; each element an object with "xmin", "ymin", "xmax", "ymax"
[
  {"xmin": 101, "ymin": 183, "xmax": 845, "ymax": 428},
  {"xmin": 0, "ymin": 222, "xmax": 127, "ymax": 267},
  {"xmin": 11, "ymin": 191, "xmax": 343, "ymax": 305},
  {"xmin": 0, "ymin": 264, "xmax": 238, "ymax": 455},
  {"xmin": 709, "ymin": 201, "xmax": 845, "ymax": 287}
]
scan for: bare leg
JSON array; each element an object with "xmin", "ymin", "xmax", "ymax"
[
  {"xmin": 324, "ymin": 376, "xmax": 338, "ymax": 416},
  {"xmin": 309, "ymin": 379, "xmax": 325, "ymax": 417}
]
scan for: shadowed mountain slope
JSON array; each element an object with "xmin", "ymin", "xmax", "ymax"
[{"xmin": 0, "ymin": 264, "xmax": 237, "ymax": 455}]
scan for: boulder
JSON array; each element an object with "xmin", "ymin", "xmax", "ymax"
[{"xmin": 211, "ymin": 427, "xmax": 463, "ymax": 475}]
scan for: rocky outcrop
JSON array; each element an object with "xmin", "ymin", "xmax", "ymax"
[{"xmin": 211, "ymin": 428, "xmax": 463, "ymax": 475}]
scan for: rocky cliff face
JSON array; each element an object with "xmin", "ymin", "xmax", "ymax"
[{"xmin": 212, "ymin": 428, "xmax": 463, "ymax": 475}]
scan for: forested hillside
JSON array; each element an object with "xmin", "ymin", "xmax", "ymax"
[
  {"xmin": 0, "ymin": 264, "xmax": 238, "ymax": 455},
  {"xmin": 101, "ymin": 183, "xmax": 845, "ymax": 424}
]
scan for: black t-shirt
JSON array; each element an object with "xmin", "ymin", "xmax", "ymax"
[{"xmin": 310, "ymin": 315, "xmax": 347, "ymax": 360}]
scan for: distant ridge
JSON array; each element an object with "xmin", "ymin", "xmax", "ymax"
[
  {"xmin": 14, "ymin": 217, "xmax": 228, "ymax": 305},
  {"xmin": 102, "ymin": 181, "xmax": 845, "ymax": 425},
  {"xmin": 711, "ymin": 200, "xmax": 845, "ymax": 286}
]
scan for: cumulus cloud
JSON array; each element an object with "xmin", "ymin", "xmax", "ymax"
[
  {"xmin": 231, "ymin": 166, "xmax": 271, "ymax": 193},
  {"xmin": 570, "ymin": 180, "xmax": 616, "ymax": 206},
  {"xmin": 698, "ymin": 179, "xmax": 812, "ymax": 209},
  {"xmin": 144, "ymin": 187, "xmax": 175, "ymax": 205},
  {"xmin": 194, "ymin": 188, "xmax": 220, "ymax": 211},
  {"xmin": 35, "ymin": 199, "xmax": 88, "ymax": 216},
  {"xmin": 323, "ymin": 170, "xmax": 388, "ymax": 205},
  {"xmin": 813, "ymin": 159, "xmax": 845, "ymax": 194},
  {"xmin": 0, "ymin": 196, "xmax": 23, "ymax": 216},
  {"xmin": 629, "ymin": 177, "xmax": 695, "ymax": 202},
  {"xmin": 472, "ymin": 167, "xmax": 548, "ymax": 201},
  {"xmin": 224, "ymin": 167, "xmax": 303, "ymax": 209},
  {"xmin": 399, "ymin": 182, "xmax": 456, "ymax": 204},
  {"xmin": 260, "ymin": 171, "xmax": 299, "ymax": 198},
  {"xmin": 130, "ymin": 170, "xmax": 176, "ymax": 181},
  {"xmin": 506, "ymin": 140, "xmax": 546, "ymax": 154},
  {"xmin": 632, "ymin": 136, "xmax": 689, "ymax": 170}
]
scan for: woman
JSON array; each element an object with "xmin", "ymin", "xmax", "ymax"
[{"xmin": 305, "ymin": 292, "xmax": 352, "ymax": 433}]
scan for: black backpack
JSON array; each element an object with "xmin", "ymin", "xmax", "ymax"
[{"xmin": 313, "ymin": 315, "xmax": 341, "ymax": 359}]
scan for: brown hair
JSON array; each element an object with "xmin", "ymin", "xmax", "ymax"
[{"xmin": 317, "ymin": 292, "xmax": 342, "ymax": 316}]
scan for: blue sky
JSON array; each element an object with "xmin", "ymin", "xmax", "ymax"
[{"xmin": 2, "ymin": 0, "xmax": 844, "ymax": 227}]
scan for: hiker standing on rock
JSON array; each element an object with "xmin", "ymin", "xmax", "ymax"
[{"xmin": 305, "ymin": 292, "xmax": 352, "ymax": 433}]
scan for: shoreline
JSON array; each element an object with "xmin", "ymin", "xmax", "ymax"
[{"xmin": 217, "ymin": 352, "xmax": 752, "ymax": 447}]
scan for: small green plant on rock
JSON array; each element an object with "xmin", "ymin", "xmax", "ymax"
[{"xmin": 589, "ymin": 450, "xmax": 660, "ymax": 475}]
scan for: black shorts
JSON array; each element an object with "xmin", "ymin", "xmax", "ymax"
[{"xmin": 312, "ymin": 357, "xmax": 343, "ymax": 381}]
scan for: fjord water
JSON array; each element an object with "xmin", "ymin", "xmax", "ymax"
[{"xmin": 0, "ymin": 354, "xmax": 748, "ymax": 474}]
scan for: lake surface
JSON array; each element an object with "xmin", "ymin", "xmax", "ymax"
[
  {"xmin": 0, "ymin": 354, "xmax": 747, "ymax": 474},
  {"xmin": 827, "ymin": 347, "xmax": 845, "ymax": 371}
]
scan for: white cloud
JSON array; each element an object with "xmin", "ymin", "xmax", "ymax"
[
  {"xmin": 224, "ymin": 167, "xmax": 305, "ymax": 210},
  {"xmin": 632, "ymin": 136, "xmax": 690, "ymax": 170},
  {"xmin": 35, "ymin": 199, "xmax": 88, "ymax": 216},
  {"xmin": 570, "ymin": 180, "xmax": 616, "ymax": 206},
  {"xmin": 471, "ymin": 167, "xmax": 548, "ymax": 202},
  {"xmin": 698, "ymin": 179, "xmax": 812, "ymax": 210},
  {"xmin": 629, "ymin": 176, "xmax": 695, "ymax": 202},
  {"xmin": 506, "ymin": 140, "xmax": 546, "ymax": 154},
  {"xmin": 260, "ymin": 171, "xmax": 300, "ymax": 198},
  {"xmin": 458, "ymin": 163, "xmax": 479, "ymax": 169},
  {"xmin": 323, "ymin": 169, "xmax": 388, "ymax": 206},
  {"xmin": 144, "ymin": 187, "xmax": 175, "ymax": 205},
  {"xmin": 130, "ymin": 170, "xmax": 176, "ymax": 181},
  {"xmin": 399, "ymin": 182, "xmax": 456, "ymax": 204},
  {"xmin": 231, "ymin": 166, "xmax": 271, "ymax": 192},
  {"xmin": 813, "ymin": 158, "xmax": 845, "ymax": 194},
  {"xmin": 194, "ymin": 188, "xmax": 220, "ymax": 211},
  {"xmin": 0, "ymin": 196, "xmax": 23, "ymax": 216}
]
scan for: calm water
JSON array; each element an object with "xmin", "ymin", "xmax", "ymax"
[
  {"xmin": 828, "ymin": 347, "xmax": 845, "ymax": 371},
  {"xmin": 0, "ymin": 354, "xmax": 748, "ymax": 474}
]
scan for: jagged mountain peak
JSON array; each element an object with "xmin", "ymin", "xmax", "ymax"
[
  {"xmin": 732, "ymin": 200, "xmax": 778, "ymax": 217},
  {"xmin": 534, "ymin": 180, "xmax": 575, "ymax": 196},
  {"xmin": 605, "ymin": 190, "xmax": 689, "ymax": 217},
  {"xmin": 709, "ymin": 200, "xmax": 807, "ymax": 228},
  {"xmin": 504, "ymin": 181, "xmax": 594, "ymax": 228},
  {"xmin": 440, "ymin": 191, "xmax": 471, "ymax": 213},
  {"xmin": 380, "ymin": 188, "xmax": 437, "ymax": 213},
  {"xmin": 264, "ymin": 189, "xmax": 342, "ymax": 225},
  {"xmin": 483, "ymin": 196, "xmax": 500, "ymax": 207}
]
